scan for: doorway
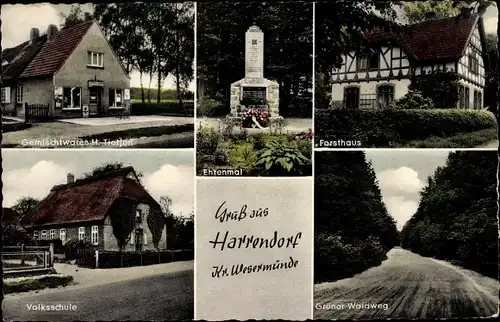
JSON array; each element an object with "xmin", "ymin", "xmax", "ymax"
[{"xmin": 89, "ymin": 87, "xmax": 103, "ymax": 116}]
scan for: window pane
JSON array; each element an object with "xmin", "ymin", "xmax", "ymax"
[
  {"xmin": 72, "ymin": 88, "xmax": 81, "ymax": 108},
  {"xmin": 116, "ymin": 89, "xmax": 122, "ymax": 106},
  {"xmin": 63, "ymin": 87, "xmax": 71, "ymax": 108}
]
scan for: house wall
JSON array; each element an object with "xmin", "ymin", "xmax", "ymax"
[
  {"xmin": 54, "ymin": 22, "xmax": 130, "ymax": 117},
  {"xmin": 332, "ymin": 45, "xmax": 411, "ymax": 83},
  {"xmin": 17, "ymin": 77, "xmax": 54, "ymax": 115},
  {"xmin": 332, "ymin": 79, "xmax": 411, "ymax": 108},
  {"xmin": 32, "ymin": 222, "xmax": 105, "ymax": 250},
  {"xmin": 102, "ymin": 202, "xmax": 166, "ymax": 252}
]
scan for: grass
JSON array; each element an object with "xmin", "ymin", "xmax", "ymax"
[
  {"xmin": 78, "ymin": 124, "xmax": 194, "ymax": 141},
  {"xmin": 395, "ymin": 128, "xmax": 498, "ymax": 148},
  {"xmin": 4, "ymin": 274, "xmax": 74, "ymax": 294}
]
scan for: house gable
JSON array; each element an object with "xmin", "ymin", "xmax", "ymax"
[
  {"xmin": 333, "ymin": 44, "xmax": 411, "ymax": 84},
  {"xmin": 457, "ymin": 21, "xmax": 486, "ymax": 88},
  {"xmin": 54, "ymin": 22, "xmax": 130, "ymax": 88}
]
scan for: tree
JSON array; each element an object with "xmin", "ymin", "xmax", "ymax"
[
  {"xmin": 147, "ymin": 205, "xmax": 166, "ymax": 250},
  {"xmin": 315, "ymin": 151, "xmax": 399, "ymax": 283},
  {"xmin": 315, "ymin": 1, "xmax": 398, "ymax": 109},
  {"xmin": 12, "ymin": 197, "xmax": 40, "ymax": 221},
  {"xmin": 401, "ymin": 151, "xmax": 498, "ymax": 278},
  {"xmin": 197, "ymin": 2, "xmax": 313, "ymax": 117},
  {"xmin": 485, "ymin": 33, "xmax": 498, "ymax": 111},
  {"xmin": 60, "ymin": 4, "xmax": 93, "ymax": 28},
  {"xmin": 403, "ymin": 0, "xmax": 467, "ymax": 24},
  {"xmin": 108, "ymin": 199, "xmax": 137, "ymax": 256},
  {"xmin": 170, "ymin": 3, "xmax": 195, "ymax": 107}
]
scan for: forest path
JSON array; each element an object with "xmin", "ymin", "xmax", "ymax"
[{"xmin": 314, "ymin": 247, "xmax": 499, "ymax": 319}]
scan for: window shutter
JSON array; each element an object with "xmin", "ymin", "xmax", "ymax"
[
  {"xmin": 4, "ymin": 87, "xmax": 11, "ymax": 103},
  {"xmin": 130, "ymin": 232, "xmax": 135, "ymax": 244}
]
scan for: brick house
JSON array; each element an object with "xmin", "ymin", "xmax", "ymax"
[
  {"xmin": 21, "ymin": 167, "xmax": 167, "ymax": 252},
  {"xmin": 1, "ymin": 21, "xmax": 131, "ymax": 118}
]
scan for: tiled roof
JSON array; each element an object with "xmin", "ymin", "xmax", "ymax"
[
  {"xmin": 1, "ymin": 35, "xmax": 47, "ymax": 83},
  {"xmin": 23, "ymin": 167, "xmax": 160, "ymax": 227},
  {"xmin": 2, "ymin": 207, "xmax": 21, "ymax": 226},
  {"xmin": 19, "ymin": 21, "xmax": 93, "ymax": 78},
  {"xmin": 364, "ymin": 14, "xmax": 480, "ymax": 62}
]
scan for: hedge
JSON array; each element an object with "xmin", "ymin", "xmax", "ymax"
[
  {"xmin": 131, "ymin": 102, "xmax": 194, "ymax": 116},
  {"xmin": 315, "ymin": 109, "xmax": 498, "ymax": 147},
  {"xmin": 97, "ymin": 249, "xmax": 194, "ymax": 269},
  {"xmin": 4, "ymin": 275, "xmax": 73, "ymax": 294}
]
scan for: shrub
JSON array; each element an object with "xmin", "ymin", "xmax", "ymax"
[
  {"xmin": 410, "ymin": 69, "xmax": 460, "ymax": 109},
  {"xmin": 197, "ymin": 126, "xmax": 222, "ymax": 155},
  {"xmin": 315, "ymin": 233, "xmax": 387, "ymax": 283},
  {"xmin": 197, "ymin": 99, "xmax": 227, "ymax": 117},
  {"xmin": 64, "ymin": 238, "xmax": 93, "ymax": 260},
  {"xmin": 228, "ymin": 142, "xmax": 259, "ymax": 170},
  {"xmin": 393, "ymin": 90, "xmax": 435, "ymax": 110},
  {"xmin": 4, "ymin": 275, "xmax": 73, "ymax": 294},
  {"xmin": 256, "ymin": 138, "xmax": 310, "ymax": 175},
  {"xmin": 315, "ymin": 108, "xmax": 498, "ymax": 148},
  {"xmin": 130, "ymin": 102, "xmax": 194, "ymax": 116}
]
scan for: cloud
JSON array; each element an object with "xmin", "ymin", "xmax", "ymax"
[
  {"xmin": 143, "ymin": 164, "xmax": 194, "ymax": 217},
  {"xmin": 2, "ymin": 160, "xmax": 68, "ymax": 207},
  {"xmin": 376, "ymin": 167, "xmax": 425, "ymax": 229},
  {"xmin": 1, "ymin": 4, "xmax": 60, "ymax": 48}
]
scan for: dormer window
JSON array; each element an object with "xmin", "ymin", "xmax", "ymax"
[{"xmin": 87, "ymin": 51, "xmax": 104, "ymax": 68}]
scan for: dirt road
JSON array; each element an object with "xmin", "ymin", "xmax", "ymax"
[{"xmin": 314, "ymin": 247, "xmax": 499, "ymax": 319}]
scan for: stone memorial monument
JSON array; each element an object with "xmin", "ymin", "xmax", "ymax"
[{"xmin": 230, "ymin": 26, "xmax": 280, "ymax": 121}]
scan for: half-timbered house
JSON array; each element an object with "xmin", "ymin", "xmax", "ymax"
[{"xmin": 331, "ymin": 12, "xmax": 488, "ymax": 110}]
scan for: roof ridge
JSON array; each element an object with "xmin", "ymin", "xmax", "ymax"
[{"xmin": 51, "ymin": 166, "xmax": 135, "ymax": 191}]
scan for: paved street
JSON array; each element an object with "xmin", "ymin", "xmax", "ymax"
[
  {"xmin": 3, "ymin": 265, "xmax": 193, "ymax": 321},
  {"xmin": 314, "ymin": 248, "xmax": 499, "ymax": 320}
]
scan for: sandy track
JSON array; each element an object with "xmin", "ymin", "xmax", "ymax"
[{"xmin": 314, "ymin": 247, "xmax": 499, "ymax": 320}]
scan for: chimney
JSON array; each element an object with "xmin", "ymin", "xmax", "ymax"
[
  {"xmin": 47, "ymin": 24, "xmax": 59, "ymax": 40},
  {"xmin": 29, "ymin": 28, "xmax": 40, "ymax": 43},
  {"xmin": 425, "ymin": 11, "xmax": 437, "ymax": 20},
  {"xmin": 67, "ymin": 173, "xmax": 75, "ymax": 184}
]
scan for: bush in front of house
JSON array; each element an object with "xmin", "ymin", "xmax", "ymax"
[
  {"xmin": 64, "ymin": 238, "xmax": 94, "ymax": 260},
  {"xmin": 130, "ymin": 101, "xmax": 194, "ymax": 116},
  {"xmin": 392, "ymin": 90, "xmax": 435, "ymax": 110},
  {"xmin": 315, "ymin": 108, "xmax": 498, "ymax": 148},
  {"xmin": 97, "ymin": 250, "xmax": 194, "ymax": 268}
]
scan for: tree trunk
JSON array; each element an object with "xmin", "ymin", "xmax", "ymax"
[
  {"xmin": 157, "ymin": 58, "xmax": 162, "ymax": 104},
  {"xmin": 140, "ymin": 71, "xmax": 145, "ymax": 103},
  {"xmin": 148, "ymin": 71, "xmax": 153, "ymax": 103}
]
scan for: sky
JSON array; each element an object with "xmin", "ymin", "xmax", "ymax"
[
  {"xmin": 1, "ymin": 3, "xmax": 195, "ymax": 92},
  {"xmin": 1, "ymin": 149, "xmax": 194, "ymax": 217},
  {"xmin": 365, "ymin": 150, "xmax": 451, "ymax": 231}
]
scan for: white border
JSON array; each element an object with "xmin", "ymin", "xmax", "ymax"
[
  {"xmin": 193, "ymin": 1, "xmax": 198, "ymax": 320},
  {"xmin": 311, "ymin": 1, "xmax": 316, "ymax": 320}
]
